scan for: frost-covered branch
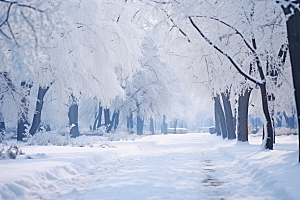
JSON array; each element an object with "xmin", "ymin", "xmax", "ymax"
[
  {"xmin": 188, "ymin": 16, "xmax": 263, "ymax": 85},
  {"xmin": 190, "ymin": 15, "xmax": 267, "ymax": 83},
  {"xmin": 190, "ymin": 15, "xmax": 256, "ymax": 53},
  {"xmin": 158, "ymin": 8, "xmax": 190, "ymax": 42}
]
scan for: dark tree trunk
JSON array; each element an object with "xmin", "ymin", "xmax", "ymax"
[
  {"xmin": 127, "ymin": 112, "xmax": 133, "ymax": 132},
  {"xmin": 237, "ymin": 89, "xmax": 252, "ymax": 142},
  {"xmin": 214, "ymin": 98, "xmax": 221, "ymax": 136},
  {"xmin": 0, "ymin": 122, "xmax": 5, "ymax": 133},
  {"xmin": 92, "ymin": 113, "xmax": 97, "ymax": 131},
  {"xmin": 113, "ymin": 110, "xmax": 120, "ymax": 130},
  {"xmin": 17, "ymin": 82, "xmax": 33, "ymax": 141},
  {"xmin": 93, "ymin": 105, "xmax": 103, "ymax": 130},
  {"xmin": 104, "ymin": 108, "xmax": 113, "ymax": 133},
  {"xmin": 0, "ymin": 95, "xmax": 5, "ymax": 141},
  {"xmin": 29, "ymin": 86, "xmax": 49, "ymax": 136},
  {"xmin": 259, "ymin": 84, "xmax": 274, "ymax": 149},
  {"xmin": 97, "ymin": 106, "xmax": 103, "ymax": 129},
  {"xmin": 150, "ymin": 118, "xmax": 154, "ymax": 135},
  {"xmin": 221, "ymin": 90, "xmax": 236, "ymax": 140},
  {"xmin": 214, "ymin": 96, "xmax": 227, "ymax": 139},
  {"xmin": 17, "ymin": 118, "xmax": 27, "ymax": 141},
  {"xmin": 68, "ymin": 95, "xmax": 79, "ymax": 138},
  {"xmin": 0, "ymin": 109, "xmax": 5, "ymax": 142},
  {"xmin": 251, "ymin": 37, "xmax": 273, "ymax": 150},
  {"xmin": 137, "ymin": 116, "xmax": 144, "ymax": 135},
  {"xmin": 104, "ymin": 109, "xmax": 119, "ymax": 133},
  {"xmin": 104, "ymin": 108, "xmax": 110, "ymax": 128},
  {"xmin": 234, "ymin": 98, "xmax": 237, "ymax": 133}
]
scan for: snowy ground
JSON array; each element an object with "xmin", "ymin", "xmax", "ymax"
[{"xmin": 0, "ymin": 133, "xmax": 299, "ymax": 200}]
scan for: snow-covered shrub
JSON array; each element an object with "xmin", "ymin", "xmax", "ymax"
[
  {"xmin": 0, "ymin": 131, "xmax": 15, "ymax": 143},
  {"xmin": 0, "ymin": 145, "xmax": 24, "ymax": 159},
  {"xmin": 103, "ymin": 131, "xmax": 143, "ymax": 141},
  {"xmin": 251, "ymin": 127, "xmax": 297, "ymax": 137},
  {"xmin": 26, "ymin": 131, "xmax": 70, "ymax": 146},
  {"xmin": 81, "ymin": 126, "xmax": 106, "ymax": 136},
  {"xmin": 70, "ymin": 138, "xmax": 94, "ymax": 148},
  {"xmin": 275, "ymin": 128, "xmax": 297, "ymax": 136}
]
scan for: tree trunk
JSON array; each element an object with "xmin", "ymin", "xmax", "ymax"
[
  {"xmin": 17, "ymin": 81, "xmax": 32, "ymax": 141},
  {"xmin": 104, "ymin": 108, "xmax": 113, "ymax": 133},
  {"xmin": 150, "ymin": 118, "xmax": 154, "ymax": 135},
  {"xmin": 17, "ymin": 117, "xmax": 27, "ymax": 141},
  {"xmin": 174, "ymin": 119, "xmax": 178, "ymax": 134},
  {"xmin": 97, "ymin": 106, "xmax": 103, "ymax": 129},
  {"xmin": 68, "ymin": 95, "xmax": 79, "ymax": 138},
  {"xmin": 92, "ymin": 113, "xmax": 97, "ymax": 131},
  {"xmin": 221, "ymin": 90, "xmax": 236, "ymax": 140},
  {"xmin": 233, "ymin": 98, "xmax": 237, "ymax": 134},
  {"xmin": 113, "ymin": 110, "xmax": 120, "ymax": 131},
  {"xmin": 0, "ymin": 108, "xmax": 5, "ymax": 142},
  {"xmin": 214, "ymin": 98, "xmax": 221, "ymax": 136},
  {"xmin": 162, "ymin": 115, "xmax": 168, "ymax": 134},
  {"xmin": 93, "ymin": 104, "xmax": 103, "ymax": 130},
  {"xmin": 237, "ymin": 89, "xmax": 252, "ymax": 142},
  {"xmin": 127, "ymin": 112, "xmax": 133, "ymax": 132},
  {"xmin": 251, "ymin": 37, "xmax": 274, "ymax": 150},
  {"xmin": 214, "ymin": 96, "xmax": 227, "ymax": 139},
  {"xmin": 259, "ymin": 84, "xmax": 274, "ymax": 149},
  {"xmin": 137, "ymin": 116, "xmax": 144, "ymax": 135},
  {"xmin": 29, "ymin": 86, "xmax": 49, "ymax": 136}
]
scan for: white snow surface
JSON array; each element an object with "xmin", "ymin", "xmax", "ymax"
[{"xmin": 0, "ymin": 133, "xmax": 299, "ymax": 200}]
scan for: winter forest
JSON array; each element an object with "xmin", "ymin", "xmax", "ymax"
[{"xmin": 0, "ymin": 0, "xmax": 300, "ymax": 199}]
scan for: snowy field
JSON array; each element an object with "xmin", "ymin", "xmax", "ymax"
[{"xmin": 0, "ymin": 133, "xmax": 299, "ymax": 200}]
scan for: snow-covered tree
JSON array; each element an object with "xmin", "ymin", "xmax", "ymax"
[{"xmin": 28, "ymin": 0, "xmax": 143, "ymax": 137}]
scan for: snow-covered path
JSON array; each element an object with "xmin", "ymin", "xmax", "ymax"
[
  {"xmin": 0, "ymin": 133, "xmax": 299, "ymax": 200},
  {"xmin": 56, "ymin": 134, "xmax": 206, "ymax": 200}
]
